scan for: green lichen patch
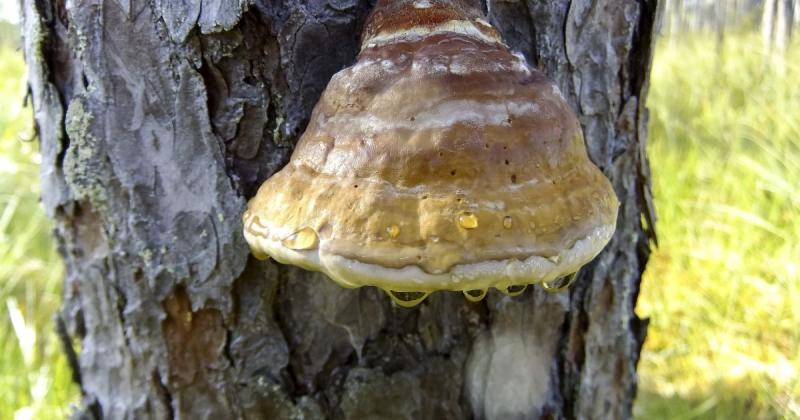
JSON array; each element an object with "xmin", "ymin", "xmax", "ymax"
[{"xmin": 63, "ymin": 97, "xmax": 108, "ymax": 212}]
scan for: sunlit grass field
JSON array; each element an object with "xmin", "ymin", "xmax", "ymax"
[
  {"xmin": 0, "ymin": 45, "xmax": 77, "ymax": 418},
  {"xmin": 635, "ymin": 34, "xmax": 800, "ymax": 419},
  {"xmin": 0, "ymin": 29, "xmax": 797, "ymax": 418}
]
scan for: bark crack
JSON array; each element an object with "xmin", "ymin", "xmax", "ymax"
[
  {"xmin": 153, "ymin": 369, "xmax": 176, "ymax": 419},
  {"xmin": 56, "ymin": 313, "xmax": 83, "ymax": 392},
  {"xmin": 271, "ymin": 264, "xmax": 300, "ymax": 398}
]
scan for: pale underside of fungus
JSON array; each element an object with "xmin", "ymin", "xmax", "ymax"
[{"xmin": 243, "ymin": 0, "xmax": 619, "ymax": 307}]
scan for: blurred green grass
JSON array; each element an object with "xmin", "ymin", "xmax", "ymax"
[
  {"xmin": 0, "ymin": 23, "xmax": 797, "ymax": 419},
  {"xmin": 0, "ymin": 41, "xmax": 78, "ymax": 418},
  {"xmin": 635, "ymin": 34, "xmax": 800, "ymax": 419}
]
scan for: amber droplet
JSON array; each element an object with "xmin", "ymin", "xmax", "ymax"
[
  {"xmin": 458, "ymin": 212, "xmax": 479, "ymax": 229},
  {"xmin": 503, "ymin": 216, "xmax": 513, "ymax": 229},
  {"xmin": 502, "ymin": 284, "xmax": 527, "ymax": 296},
  {"xmin": 387, "ymin": 224, "xmax": 400, "ymax": 239},
  {"xmin": 463, "ymin": 289, "xmax": 487, "ymax": 302},
  {"xmin": 386, "ymin": 290, "xmax": 430, "ymax": 308},
  {"xmin": 542, "ymin": 272, "xmax": 578, "ymax": 293},
  {"xmin": 251, "ymin": 250, "xmax": 271, "ymax": 261},
  {"xmin": 282, "ymin": 227, "xmax": 319, "ymax": 250}
]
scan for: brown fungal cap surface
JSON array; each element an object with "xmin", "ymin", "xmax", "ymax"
[
  {"xmin": 243, "ymin": 0, "xmax": 619, "ymax": 305},
  {"xmin": 360, "ymin": 0, "xmax": 502, "ymax": 49}
]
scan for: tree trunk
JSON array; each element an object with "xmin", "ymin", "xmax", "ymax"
[
  {"xmin": 21, "ymin": 0, "xmax": 657, "ymax": 418},
  {"xmin": 775, "ymin": 0, "xmax": 795, "ymax": 51},
  {"xmin": 763, "ymin": 0, "xmax": 778, "ymax": 51},
  {"xmin": 715, "ymin": 0, "xmax": 727, "ymax": 49},
  {"xmin": 763, "ymin": 0, "xmax": 794, "ymax": 55}
]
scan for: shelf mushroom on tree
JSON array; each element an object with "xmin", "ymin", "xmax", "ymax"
[{"xmin": 243, "ymin": 0, "xmax": 619, "ymax": 307}]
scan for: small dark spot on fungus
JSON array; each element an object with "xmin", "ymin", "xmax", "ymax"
[
  {"xmin": 504, "ymin": 159, "xmax": 510, "ymax": 165},
  {"xmin": 439, "ymin": 152, "xmax": 444, "ymax": 157},
  {"xmin": 511, "ymin": 174, "xmax": 517, "ymax": 183},
  {"xmin": 484, "ymin": 143, "xmax": 490, "ymax": 149},
  {"xmin": 354, "ymin": 184, "xmax": 359, "ymax": 188},
  {"xmin": 421, "ymin": 195, "xmax": 428, "ymax": 200},
  {"xmin": 451, "ymin": 169, "xmax": 457, "ymax": 176},
  {"xmin": 410, "ymin": 116, "xmax": 416, "ymax": 121}
]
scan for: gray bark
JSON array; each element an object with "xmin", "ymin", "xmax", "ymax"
[{"xmin": 21, "ymin": 0, "xmax": 657, "ymax": 418}]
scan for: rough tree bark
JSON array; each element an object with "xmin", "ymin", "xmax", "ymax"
[{"xmin": 22, "ymin": 0, "xmax": 657, "ymax": 418}]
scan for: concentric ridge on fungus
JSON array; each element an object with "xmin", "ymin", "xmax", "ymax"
[{"xmin": 242, "ymin": 0, "xmax": 619, "ymax": 306}]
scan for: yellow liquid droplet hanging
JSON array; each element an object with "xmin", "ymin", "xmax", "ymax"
[
  {"xmin": 282, "ymin": 227, "xmax": 319, "ymax": 250},
  {"xmin": 251, "ymin": 249, "xmax": 271, "ymax": 261},
  {"xmin": 503, "ymin": 216, "xmax": 513, "ymax": 229},
  {"xmin": 502, "ymin": 284, "xmax": 527, "ymax": 296},
  {"xmin": 386, "ymin": 290, "xmax": 429, "ymax": 308},
  {"xmin": 542, "ymin": 272, "xmax": 578, "ymax": 293},
  {"xmin": 463, "ymin": 288, "xmax": 487, "ymax": 302},
  {"xmin": 387, "ymin": 224, "xmax": 400, "ymax": 239},
  {"xmin": 458, "ymin": 212, "xmax": 479, "ymax": 229}
]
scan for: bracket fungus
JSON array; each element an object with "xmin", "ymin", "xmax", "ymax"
[{"xmin": 243, "ymin": 0, "xmax": 619, "ymax": 307}]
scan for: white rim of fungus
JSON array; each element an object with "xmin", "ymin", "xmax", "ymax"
[
  {"xmin": 362, "ymin": 19, "xmax": 504, "ymax": 50},
  {"xmin": 243, "ymin": 222, "xmax": 615, "ymax": 293}
]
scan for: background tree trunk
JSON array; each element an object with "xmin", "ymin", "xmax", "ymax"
[
  {"xmin": 763, "ymin": 0, "xmax": 794, "ymax": 56},
  {"xmin": 763, "ymin": 0, "xmax": 778, "ymax": 50},
  {"xmin": 775, "ymin": 0, "xmax": 795, "ymax": 51},
  {"xmin": 21, "ymin": 0, "xmax": 657, "ymax": 418}
]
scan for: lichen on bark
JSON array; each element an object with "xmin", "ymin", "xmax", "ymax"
[{"xmin": 63, "ymin": 97, "xmax": 108, "ymax": 211}]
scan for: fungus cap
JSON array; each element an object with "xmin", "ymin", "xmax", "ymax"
[{"xmin": 243, "ymin": 0, "xmax": 619, "ymax": 305}]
